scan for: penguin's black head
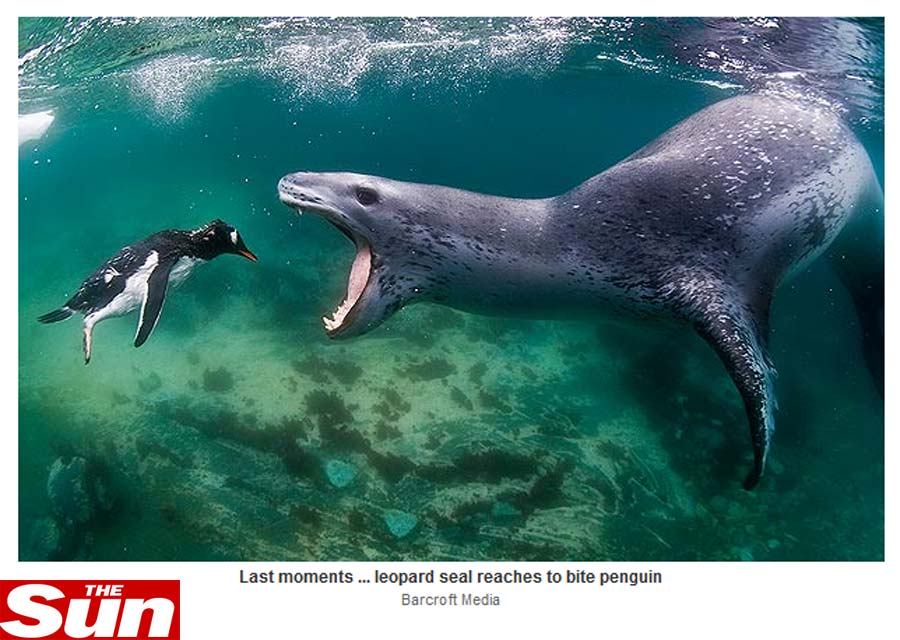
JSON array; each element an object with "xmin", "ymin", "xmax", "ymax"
[{"xmin": 193, "ymin": 219, "xmax": 258, "ymax": 262}]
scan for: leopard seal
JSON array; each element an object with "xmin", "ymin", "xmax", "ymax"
[{"xmin": 278, "ymin": 94, "xmax": 883, "ymax": 490}]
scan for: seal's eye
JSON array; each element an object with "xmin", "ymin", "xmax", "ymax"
[{"xmin": 356, "ymin": 186, "xmax": 379, "ymax": 206}]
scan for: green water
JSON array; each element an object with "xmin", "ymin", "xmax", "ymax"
[{"xmin": 19, "ymin": 18, "xmax": 884, "ymax": 561}]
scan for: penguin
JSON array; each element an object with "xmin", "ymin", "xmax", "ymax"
[{"xmin": 38, "ymin": 219, "xmax": 258, "ymax": 363}]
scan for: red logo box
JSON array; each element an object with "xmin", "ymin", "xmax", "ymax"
[{"xmin": 0, "ymin": 581, "xmax": 179, "ymax": 639}]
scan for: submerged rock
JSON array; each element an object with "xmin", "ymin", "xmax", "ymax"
[
  {"xmin": 491, "ymin": 501, "xmax": 522, "ymax": 519},
  {"xmin": 324, "ymin": 460, "xmax": 357, "ymax": 488},
  {"xmin": 384, "ymin": 509, "xmax": 418, "ymax": 539},
  {"xmin": 25, "ymin": 517, "xmax": 62, "ymax": 560},
  {"xmin": 731, "ymin": 545, "xmax": 755, "ymax": 561},
  {"xmin": 401, "ymin": 357, "xmax": 456, "ymax": 381},
  {"xmin": 203, "ymin": 367, "xmax": 235, "ymax": 392},
  {"xmin": 138, "ymin": 372, "xmax": 163, "ymax": 393},
  {"xmin": 46, "ymin": 456, "xmax": 115, "ymax": 528},
  {"xmin": 47, "ymin": 457, "xmax": 95, "ymax": 525}
]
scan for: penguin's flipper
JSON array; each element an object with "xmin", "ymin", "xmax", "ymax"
[
  {"xmin": 134, "ymin": 257, "xmax": 176, "ymax": 348},
  {"xmin": 666, "ymin": 271, "xmax": 777, "ymax": 490}
]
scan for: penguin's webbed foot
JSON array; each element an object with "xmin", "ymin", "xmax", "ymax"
[{"xmin": 82, "ymin": 324, "xmax": 93, "ymax": 365}]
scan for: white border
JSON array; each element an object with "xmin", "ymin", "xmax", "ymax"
[{"xmin": 5, "ymin": 2, "xmax": 897, "ymax": 637}]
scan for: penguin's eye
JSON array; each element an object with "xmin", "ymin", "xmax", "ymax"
[
  {"xmin": 355, "ymin": 186, "xmax": 379, "ymax": 206},
  {"xmin": 229, "ymin": 230, "xmax": 238, "ymax": 245}
]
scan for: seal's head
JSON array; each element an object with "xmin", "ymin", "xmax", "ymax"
[{"xmin": 278, "ymin": 171, "xmax": 432, "ymax": 338}]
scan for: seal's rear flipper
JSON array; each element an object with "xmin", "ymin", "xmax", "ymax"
[
  {"xmin": 829, "ymin": 188, "xmax": 884, "ymax": 395},
  {"xmin": 672, "ymin": 276, "xmax": 777, "ymax": 490}
]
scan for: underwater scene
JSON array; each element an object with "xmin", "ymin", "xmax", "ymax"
[{"xmin": 19, "ymin": 17, "xmax": 884, "ymax": 561}]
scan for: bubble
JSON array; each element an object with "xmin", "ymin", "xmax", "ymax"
[{"xmin": 128, "ymin": 54, "xmax": 218, "ymax": 122}]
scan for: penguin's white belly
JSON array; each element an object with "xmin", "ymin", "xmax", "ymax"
[
  {"xmin": 169, "ymin": 256, "xmax": 203, "ymax": 287},
  {"xmin": 86, "ymin": 252, "xmax": 160, "ymax": 326}
]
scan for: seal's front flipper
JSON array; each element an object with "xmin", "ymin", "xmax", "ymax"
[
  {"xmin": 135, "ymin": 258, "xmax": 175, "ymax": 348},
  {"xmin": 672, "ymin": 277, "xmax": 777, "ymax": 490},
  {"xmin": 846, "ymin": 269, "xmax": 884, "ymax": 395},
  {"xmin": 829, "ymin": 186, "xmax": 884, "ymax": 395}
]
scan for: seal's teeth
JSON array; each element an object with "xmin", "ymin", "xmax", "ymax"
[
  {"xmin": 323, "ymin": 302, "xmax": 350, "ymax": 332},
  {"xmin": 323, "ymin": 309, "xmax": 345, "ymax": 332},
  {"xmin": 321, "ymin": 242, "xmax": 371, "ymax": 335}
]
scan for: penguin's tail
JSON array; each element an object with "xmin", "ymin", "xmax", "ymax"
[{"xmin": 38, "ymin": 306, "xmax": 74, "ymax": 324}]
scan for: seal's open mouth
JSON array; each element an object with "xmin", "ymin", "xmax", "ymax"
[
  {"xmin": 324, "ymin": 240, "xmax": 371, "ymax": 333},
  {"xmin": 278, "ymin": 188, "xmax": 372, "ymax": 337}
]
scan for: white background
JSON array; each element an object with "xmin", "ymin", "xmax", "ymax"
[{"xmin": 4, "ymin": 1, "xmax": 897, "ymax": 638}]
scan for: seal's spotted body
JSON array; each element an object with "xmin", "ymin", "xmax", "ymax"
[{"xmin": 279, "ymin": 94, "xmax": 883, "ymax": 489}]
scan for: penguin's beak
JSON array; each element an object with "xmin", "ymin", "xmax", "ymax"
[{"xmin": 234, "ymin": 237, "xmax": 258, "ymax": 262}]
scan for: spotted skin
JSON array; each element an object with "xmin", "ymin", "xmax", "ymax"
[{"xmin": 278, "ymin": 94, "xmax": 883, "ymax": 489}]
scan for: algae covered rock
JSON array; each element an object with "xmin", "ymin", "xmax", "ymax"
[
  {"xmin": 47, "ymin": 457, "xmax": 96, "ymax": 525},
  {"xmin": 46, "ymin": 456, "xmax": 115, "ymax": 527},
  {"xmin": 491, "ymin": 501, "xmax": 522, "ymax": 520},
  {"xmin": 25, "ymin": 516, "xmax": 62, "ymax": 560},
  {"xmin": 324, "ymin": 460, "xmax": 357, "ymax": 488},
  {"xmin": 384, "ymin": 509, "xmax": 418, "ymax": 539}
]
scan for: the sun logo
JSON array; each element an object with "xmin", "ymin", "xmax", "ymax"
[{"xmin": 0, "ymin": 581, "xmax": 179, "ymax": 639}]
